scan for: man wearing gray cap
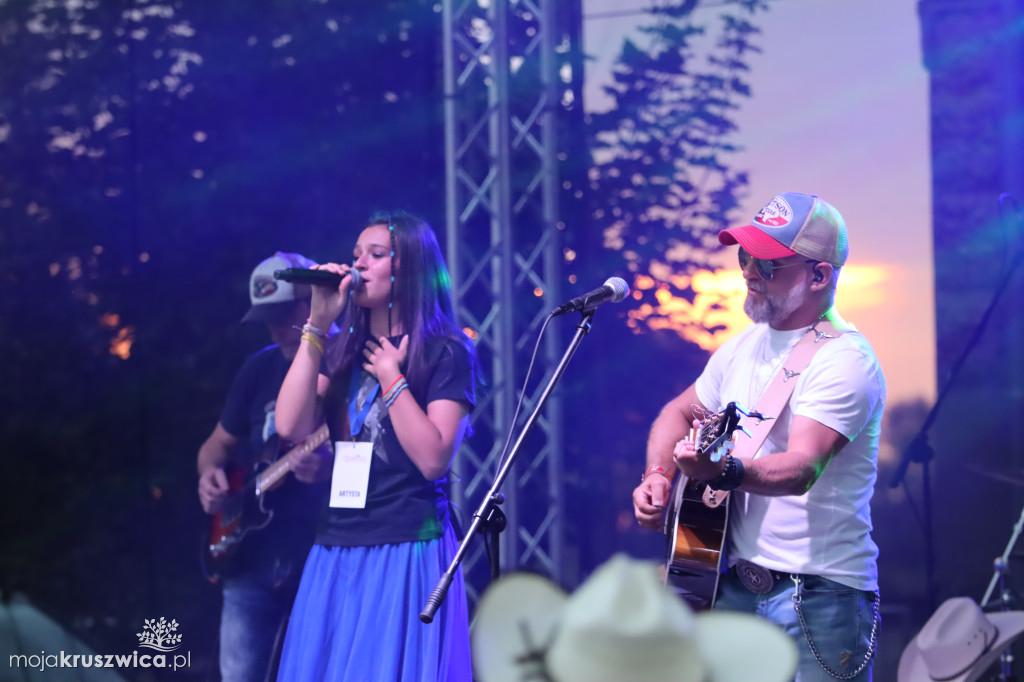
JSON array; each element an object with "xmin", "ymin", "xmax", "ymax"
[
  {"xmin": 197, "ymin": 252, "xmax": 333, "ymax": 682},
  {"xmin": 633, "ymin": 193, "xmax": 886, "ymax": 681}
]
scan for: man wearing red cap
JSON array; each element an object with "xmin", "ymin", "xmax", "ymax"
[{"xmin": 633, "ymin": 192, "xmax": 886, "ymax": 681}]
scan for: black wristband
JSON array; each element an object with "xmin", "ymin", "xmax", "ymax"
[{"xmin": 706, "ymin": 454, "xmax": 745, "ymax": 491}]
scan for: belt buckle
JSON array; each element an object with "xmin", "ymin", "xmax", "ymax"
[{"xmin": 735, "ymin": 559, "xmax": 774, "ymax": 594}]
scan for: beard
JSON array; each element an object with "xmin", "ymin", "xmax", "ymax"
[{"xmin": 744, "ymin": 279, "xmax": 806, "ymax": 325}]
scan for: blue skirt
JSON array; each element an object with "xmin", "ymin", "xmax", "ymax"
[{"xmin": 275, "ymin": 526, "xmax": 472, "ymax": 682}]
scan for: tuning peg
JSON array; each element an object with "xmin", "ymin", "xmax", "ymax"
[{"xmin": 709, "ymin": 441, "xmax": 735, "ymax": 463}]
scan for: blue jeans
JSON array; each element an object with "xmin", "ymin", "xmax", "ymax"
[
  {"xmin": 220, "ymin": 558, "xmax": 302, "ymax": 682},
  {"xmin": 715, "ymin": 569, "xmax": 879, "ymax": 681}
]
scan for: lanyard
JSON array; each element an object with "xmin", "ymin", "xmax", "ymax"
[{"xmin": 347, "ymin": 369, "xmax": 380, "ymax": 438}]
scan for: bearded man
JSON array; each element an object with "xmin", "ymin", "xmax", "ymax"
[{"xmin": 632, "ymin": 192, "xmax": 886, "ymax": 682}]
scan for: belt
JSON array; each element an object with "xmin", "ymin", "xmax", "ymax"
[{"xmin": 732, "ymin": 559, "xmax": 807, "ymax": 595}]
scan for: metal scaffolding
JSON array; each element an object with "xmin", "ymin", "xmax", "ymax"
[{"xmin": 442, "ymin": 0, "xmax": 568, "ymax": 599}]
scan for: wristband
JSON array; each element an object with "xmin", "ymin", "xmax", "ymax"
[
  {"xmin": 302, "ymin": 320, "xmax": 328, "ymax": 339},
  {"xmin": 382, "ymin": 374, "xmax": 405, "ymax": 397},
  {"xmin": 300, "ymin": 331, "xmax": 325, "ymax": 355},
  {"xmin": 383, "ymin": 375, "xmax": 409, "ymax": 408},
  {"xmin": 384, "ymin": 381, "xmax": 408, "ymax": 409},
  {"xmin": 642, "ymin": 465, "xmax": 669, "ymax": 483}
]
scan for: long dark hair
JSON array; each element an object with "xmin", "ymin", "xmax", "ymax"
[{"xmin": 326, "ymin": 210, "xmax": 479, "ymax": 404}]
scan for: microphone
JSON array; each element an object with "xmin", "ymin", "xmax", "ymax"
[
  {"xmin": 274, "ymin": 268, "xmax": 363, "ymax": 289},
  {"xmin": 551, "ymin": 277, "xmax": 629, "ymax": 316}
]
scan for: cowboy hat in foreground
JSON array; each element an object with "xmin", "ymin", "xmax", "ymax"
[{"xmin": 472, "ymin": 553, "xmax": 797, "ymax": 682}]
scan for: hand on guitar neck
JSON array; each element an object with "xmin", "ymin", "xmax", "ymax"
[
  {"xmin": 633, "ymin": 412, "xmax": 738, "ymax": 530},
  {"xmin": 198, "ymin": 426, "xmax": 331, "ymax": 513},
  {"xmin": 288, "ymin": 439, "xmax": 334, "ymax": 483},
  {"xmin": 672, "ymin": 420, "xmax": 732, "ymax": 483}
]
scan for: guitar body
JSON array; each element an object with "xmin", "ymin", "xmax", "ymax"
[
  {"xmin": 201, "ymin": 464, "xmax": 275, "ymax": 584},
  {"xmin": 662, "ymin": 402, "xmax": 743, "ymax": 610},
  {"xmin": 664, "ymin": 473, "xmax": 728, "ymax": 610},
  {"xmin": 200, "ymin": 424, "xmax": 330, "ymax": 584}
]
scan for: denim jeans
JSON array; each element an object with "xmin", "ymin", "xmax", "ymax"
[
  {"xmin": 715, "ymin": 569, "xmax": 879, "ymax": 681},
  {"xmin": 220, "ymin": 558, "xmax": 302, "ymax": 682}
]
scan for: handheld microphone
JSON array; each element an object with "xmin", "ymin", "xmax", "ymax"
[
  {"xmin": 551, "ymin": 276, "xmax": 629, "ymax": 316},
  {"xmin": 274, "ymin": 268, "xmax": 363, "ymax": 289}
]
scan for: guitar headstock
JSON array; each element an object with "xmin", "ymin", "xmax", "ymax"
[{"xmin": 694, "ymin": 402, "xmax": 744, "ymax": 463}]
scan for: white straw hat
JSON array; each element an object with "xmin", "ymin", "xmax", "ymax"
[{"xmin": 472, "ymin": 553, "xmax": 797, "ymax": 682}]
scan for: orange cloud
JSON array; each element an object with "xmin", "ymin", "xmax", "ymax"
[{"xmin": 627, "ymin": 264, "xmax": 892, "ymax": 351}]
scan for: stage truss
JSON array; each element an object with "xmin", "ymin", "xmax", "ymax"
[{"xmin": 442, "ymin": 0, "xmax": 577, "ymax": 600}]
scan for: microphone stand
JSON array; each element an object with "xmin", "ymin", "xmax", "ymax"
[
  {"xmin": 420, "ymin": 309, "xmax": 596, "ymax": 623},
  {"xmin": 889, "ymin": 238, "xmax": 1024, "ymax": 616}
]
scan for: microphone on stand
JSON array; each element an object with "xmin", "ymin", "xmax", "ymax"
[
  {"xmin": 551, "ymin": 277, "xmax": 629, "ymax": 316},
  {"xmin": 274, "ymin": 268, "xmax": 363, "ymax": 289}
]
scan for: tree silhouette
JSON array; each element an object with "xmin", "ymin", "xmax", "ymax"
[
  {"xmin": 0, "ymin": 3, "xmax": 445, "ymax": 675},
  {"xmin": 586, "ymin": 0, "xmax": 765, "ymax": 323},
  {"xmin": 567, "ymin": 0, "xmax": 766, "ymax": 571}
]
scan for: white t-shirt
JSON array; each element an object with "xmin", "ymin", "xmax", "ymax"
[{"xmin": 694, "ymin": 319, "xmax": 886, "ymax": 591}]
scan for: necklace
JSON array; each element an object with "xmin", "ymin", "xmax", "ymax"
[
  {"xmin": 746, "ymin": 308, "xmax": 835, "ymax": 409},
  {"xmin": 747, "ymin": 326, "xmax": 806, "ymax": 408}
]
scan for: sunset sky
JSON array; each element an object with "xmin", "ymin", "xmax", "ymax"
[{"xmin": 583, "ymin": 0, "xmax": 935, "ymax": 406}]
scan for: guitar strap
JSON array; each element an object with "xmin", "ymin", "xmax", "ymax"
[{"xmin": 702, "ymin": 312, "xmax": 851, "ymax": 509}]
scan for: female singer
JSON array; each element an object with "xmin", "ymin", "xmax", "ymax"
[{"xmin": 274, "ymin": 211, "xmax": 479, "ymax": 682}]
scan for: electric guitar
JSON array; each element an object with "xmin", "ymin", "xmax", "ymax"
[
  {"xmin": 663, "ymin": 402, "xmax": 744, "ymax": 610},
  {"xmin": 201, "ymin": 424, "xmax": 330, "ymax": 584}
]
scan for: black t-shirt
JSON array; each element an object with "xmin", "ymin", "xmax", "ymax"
[
  {"xmin": 315, "ymin": 337, "xmax": 476, "ymax": 547},
  {"xmin": 219, "ymin": 345, "xmax": 329, "ymax": 571}
]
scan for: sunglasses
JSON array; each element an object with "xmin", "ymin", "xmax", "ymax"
[{"xmin": 738, "ymin": 247, "xmax": 818, "ymax": 281}]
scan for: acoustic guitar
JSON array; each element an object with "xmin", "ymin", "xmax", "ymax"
[
  {"xmin": 663, "ymin": 402, "xmax": 744, "ymax": 610},
  {"xmin": 201, "ymin": 424, "xmax": 330, "ymax": 583}
]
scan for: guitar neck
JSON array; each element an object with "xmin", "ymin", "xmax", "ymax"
[{"xmin": 255, "ymin": 424, "xmax": 330, "ymax": 494}]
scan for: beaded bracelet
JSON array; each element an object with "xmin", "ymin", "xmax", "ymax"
[
  {"xmin": 300, "ymin": 331, "xmax": 324, "ymax": 355},
  {"xmin": 706, "ymin": 454, "xmax": 745, "ymax": 491}
]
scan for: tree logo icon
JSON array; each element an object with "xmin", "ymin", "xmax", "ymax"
[{"xmin": 136, "ymin": 617, "xmax": 183, "ymax": 652}]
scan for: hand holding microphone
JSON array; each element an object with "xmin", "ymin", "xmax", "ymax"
[{"xmin": 275, "ymin": 265, "xmax": 363, "ymax": 326}]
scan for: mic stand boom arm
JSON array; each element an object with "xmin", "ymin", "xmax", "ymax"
[{"xmin": 419, "ymin": 310, "xmax": 596, "ymax": 623}]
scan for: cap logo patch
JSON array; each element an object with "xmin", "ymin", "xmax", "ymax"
[
  {"xmin": 252, "ymin": 276, "xmax": 278, "ymax": 300},
  {"xmin": 753, "ymin": 196, "xmax": 793, "ymax": 228}
]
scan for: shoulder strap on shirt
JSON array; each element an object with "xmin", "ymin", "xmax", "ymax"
[{"xmin": 702, "ymin": 311, "xmax": 851, "ymax": 508}]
